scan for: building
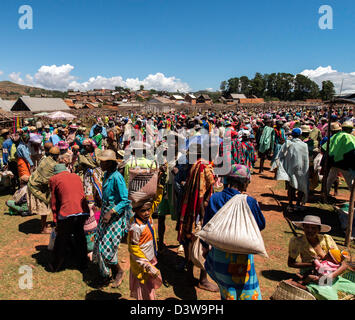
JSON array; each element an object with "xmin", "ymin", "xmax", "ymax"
[
  {"xmin": 170, "ymin": 95, "xmax": 185, "ymax": 102},
  {"xmin": 11, "ymin": 96, "xmax": 71, "ymax": 112},
  {"xmin": 185, "ymin": 94, "xmax": 197, "ymax": 105},
  {"xmin": 196, "ymin": 94, "xmax": 212, "ymax": 105},
  {"xmin": 149, "ymin": 96, "xmax": 173, "ymax": 104},
  {"xmin": 0, "ymin": 98, "xmax": 16, "ymax": 111}
]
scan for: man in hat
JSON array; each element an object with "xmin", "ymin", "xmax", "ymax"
[
  {"xmin": 272, "ymin": 128, "xmax": 309, "ymax": 211},
  {"xmin": 27, "ymin": 146, "xmax": 60, "ymax": 233},
  {"xmin": 49, "ymin": 163, "xmax": 90, "ymax": 272},
  {"xmin": 342, "ymin": 120, "xmax": 354, "ymax": 135}
]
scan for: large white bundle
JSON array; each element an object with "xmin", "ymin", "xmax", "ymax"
[{"xmin": 197, "ymin": 194, "xmax": 268, "ymax": 258}]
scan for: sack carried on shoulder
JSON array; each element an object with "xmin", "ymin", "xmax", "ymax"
[
  {"xmin": 197, "ymin": 194, "xmax": 268, "ymax": 258},
  {"xmin": 189, "ymin": 223, "xmax": 205, "ymax": 270},
  {"xmin": 128, "ymin": 159, "xmax": 158, "ymax": 208}
]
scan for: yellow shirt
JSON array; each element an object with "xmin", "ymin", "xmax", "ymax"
[{"xmin": 288, "ymin": 234, "xmax": 338, "ymax": 263}]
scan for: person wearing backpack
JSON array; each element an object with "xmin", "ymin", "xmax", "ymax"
[{"xmin": 202, "ymin": 164, "xmax": 266, "ymax": 300}]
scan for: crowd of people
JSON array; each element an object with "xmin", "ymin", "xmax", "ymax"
[{"xmin": 0, "ymin": 104, "xmax": 355, "ymax": 300}]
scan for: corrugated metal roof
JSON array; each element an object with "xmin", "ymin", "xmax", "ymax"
[
  {"xmin": 230, "ymin": 94, "xmax": 246, "ymax": 99},
  {"xmin": 171, "ymin": 95, "xmax": 184, "ymax": 100},
  {"xmin": 12, "ymin": 97, "xmax": 71, "ymax": 112},
  {"xmin": 0, "ymin": 98, "xmax": 16, "ymax": 112}
]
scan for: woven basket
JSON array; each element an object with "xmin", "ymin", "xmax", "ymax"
[{"xmin": 270, "ymin": 280, "xmax": 316, "ymax": 300}]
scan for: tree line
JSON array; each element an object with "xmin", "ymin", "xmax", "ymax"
[{"xmin": 220, "ymin": 73, "xmax": 336, "ymax": 101}]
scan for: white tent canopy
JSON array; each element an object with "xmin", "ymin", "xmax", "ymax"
[{"xmin": 45, "ymin": 111, "xmax": 76, "ymax": 120}]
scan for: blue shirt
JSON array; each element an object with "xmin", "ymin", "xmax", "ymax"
[
  {"xmin": 89, "ymin": 125, "xmax": 107, "ymax": 138},
  {"xmin": 2, "ymin": 138, "xmax": 13, "ymax": 165}
]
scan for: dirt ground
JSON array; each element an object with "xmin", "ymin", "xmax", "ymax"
[{"xmin": 0, "ymin": 159, "xmax": 353, "ymax": 300}]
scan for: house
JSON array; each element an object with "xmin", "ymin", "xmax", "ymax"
[
  {"xmin": 170, "ymin": 95, "xmax": 185, "ymax": 102},
  {"xmin": 220, "ymin": 96, "xmax": 236, "ymax": 105},
  {"xmin": 196, "ymin": 94, "xmax": 212, "ymax": 105},
  {"xmin": 11, "ymin": 96, "xmax": 71, "ymax": 112},
  {"xmin": 239, "ymin": 98, "xmax": 265, "ymax": 104},
  {"xmin": 149, "ymin": 96, "xmax": 173, "ymax": 104},
  {"xmin": 185, "ymin": 94, "xmax": 197, "ymax": 105},
  {"xmin": 64, "ymin": 99, "xmax": 76, "ymax": 109},
  {"xmin": 0, "ymin": 98, "xmax": 16, "ymax": 112},
  {"xmin": 228, "ymin": 93, "xmax": 247, "ymax": 103},
  {"xmin": 83, "ymin": 103, "xmax": 99, "ymax": 109}
]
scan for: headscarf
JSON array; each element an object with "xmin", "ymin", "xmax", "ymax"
[{"xmin": 228, "ymin": 164, "xmax": 251, "ymax": 180}]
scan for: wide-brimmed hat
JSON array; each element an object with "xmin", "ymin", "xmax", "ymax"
[
  {"xmin": 292, "ymin": 215, "xmax": 331, "ymax": 233},
  {"xmin": 330, "ymin": 123, "xmax": 342, "ymax": 132},
  {"xmin": 300, "ymin": 125, "xmax": 311, "ymax": 133},
  {"xmin": 49, "ymin": 146, "xmax": 60, "ymax": 155},
  {"xmin": 0, "ymin": 128, "xmax": 9, "ymax": 135},
  {"xmin": 342, "ymin": 121, "xmax": 354, "ymax": 129},
  {"xmin": 97, "ymin": 149, "xmax": 117, "ymax": 162}
]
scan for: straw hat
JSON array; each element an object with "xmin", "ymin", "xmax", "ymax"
[
  {"xmin": 97, "ymin": 149, "xmax": 117, "ymax": 162},
  {"xmin": 292, "ymin": 215, "xmax": 331, "ymax": 233},
  {"xmin": 330, "ymin": 123, "xmax": 342, "ymax": 132},
  {"xmin": 300, "ymin": 125, "xmax": 311, "ymax": 133},
  {"xmin": 49, "ymin": 146, "xmax": 60, "ymax": 155},
  {"xmin": 0, "ymin": 128, "xmax": 9, "ymax": 136},
  {"xmin": 342, "ymin": 121, "xmax": 354, "ymax": 129}
]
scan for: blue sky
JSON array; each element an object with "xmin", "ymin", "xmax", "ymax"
[{"xmin": 0, "ymin": 0, "xmax": 354, "ymax": 92}]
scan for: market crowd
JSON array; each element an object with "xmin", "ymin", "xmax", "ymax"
[{"xmin": 0, "ymin": 104, "xmax": 355, "ymax": 300}]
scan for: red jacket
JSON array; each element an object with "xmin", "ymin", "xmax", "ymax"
[{"xmin": 49, "ymin": 171, "xmax": 89, "ymax": 223}]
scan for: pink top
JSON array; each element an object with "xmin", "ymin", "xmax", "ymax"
[{"xmin": 314, "ymin": 259, "xmax": 340, "ymax": 276}]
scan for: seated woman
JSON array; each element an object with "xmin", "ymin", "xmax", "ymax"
[{"xmin": 287, "ymin": 215, "xmax": 355, "ymax": 300}]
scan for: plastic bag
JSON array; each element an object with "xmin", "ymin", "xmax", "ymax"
[
  {"xmin": 197, "ymin": 194, "xmax": 268, "ymax": 258},
  {"xmin": 48, "ymin": 229, "xmax": 57, "ymax": 251}
]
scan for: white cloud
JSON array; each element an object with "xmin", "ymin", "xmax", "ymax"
[
  {"xmin": 300, "ymin": 66, "xmax": 355, "ymax": 94},
  {"xmin": 0, "ymin": 70, "xmax": 3, "ymax": 76},
  {"xmin": 205, "ymin": 88, "xmax": 214, "ymax": 92},
  {"xmin": 8, "ymin": 64, "xmax": 191, "ymax": 92},
  {"xmin": 9, "ymin": 72, "xmax": 25, "ymax": 84}
]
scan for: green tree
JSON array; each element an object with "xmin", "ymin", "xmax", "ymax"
[
  {"xmin": 239, "ymin": 76, "xmax": 251, "ymax": 96},
  {"xmin": 250, "ymin": 73, "xmax": 266, "ymax": 98},
  {"xmin": 227, "ymin": 77, "xmax": 240, "ymax": 94},
  {"xmin": 320, "ymin": 80, "xmax": 336, "ymax": 101},
  {"xmin": 293, "ymin": 74, "xmax": 320, "ymax": 100}
]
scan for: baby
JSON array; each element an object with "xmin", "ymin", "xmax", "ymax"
[{"xmin": 289, "ymin": 249, "xmax": 350, "ymax": 290}]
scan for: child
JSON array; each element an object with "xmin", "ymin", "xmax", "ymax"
[
  {"xmin": 128, "ymin": 174, "xmax": 165, "ymax": 300},
  {"xmin": 289, "ymin": 249, "xmax": 350, "ymax": 290}
]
